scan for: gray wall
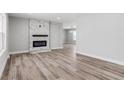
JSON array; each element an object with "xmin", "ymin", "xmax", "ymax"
[
  {"xmin": 9, "ymin": 17, "xmax": 29, "ymax": 53},
  {"xmin": 76, "ymin": 14, "xmax": 124, "ymax": 65},
  {"xmin": 0, "ymin": 14, "xmax": 9, "ymax": 78}
]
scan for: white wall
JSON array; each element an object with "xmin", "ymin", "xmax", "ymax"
[
  {"xmin": 0, "ymin": 14, "xmax": 9, "ymax": 78},
  {"xmin": 50, "ymin": 22, "xmax": 64, "ymax": 49},
  {"xmin": 9, "ymin": 17, "xmax": 29, "ymax": 54},
  {"xmin": 76, "ymin": 14, "xmax": 124, "ymax": 65}
]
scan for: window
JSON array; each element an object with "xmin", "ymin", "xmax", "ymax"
[
  {"xmin": 0, "ymin": 14, "xmax": 3, "ymax": 51},
  {"xmin": 69, "ymin": 30, "xmax": 76, "ymax": 41},
  {"xmin": 0, "ymin": 13, "xmax": 6, "ymax": 52},
  {"xmin": 73, "ymin": 31, "xmax": 76, "ymax": 41}
]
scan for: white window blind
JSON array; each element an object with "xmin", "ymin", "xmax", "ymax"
[{"xmin": 0, "ymin": 15, "xmax": 3, "ymax": 51}]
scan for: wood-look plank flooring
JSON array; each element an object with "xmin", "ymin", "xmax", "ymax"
[{"xmin": 2, "ymin": 44, "xmax": 124, "ymax": 80}]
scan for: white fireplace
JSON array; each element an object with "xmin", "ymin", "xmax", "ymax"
[{"xmin": 29, "ymin": 19, "xmax": 50, "ymax": 53}]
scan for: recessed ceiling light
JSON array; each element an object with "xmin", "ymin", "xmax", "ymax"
[{"xmin": 57, "ymin": 17, "xmax": 61, "ymax": 20}]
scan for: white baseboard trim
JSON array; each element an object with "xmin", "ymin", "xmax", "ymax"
[
  {"xmin": 0, "ymin": 53, "xmax": 10, "ymax": 79},
  {"xmin": 51, "ymin": 47, "xmax": 63, "ymax": 50},
  {"xmin": 30, "ymin": 49, "xmax": 51, "ymax": 54},
  {"xmin": 9, "ymin": 50, "xmax": 29, "ymax": 55},
  {"xmin": 76, "ymin": 51, "xmax": 124, "ymax": 66}
]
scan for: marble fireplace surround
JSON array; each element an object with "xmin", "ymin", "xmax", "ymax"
[{"xmin": 29, "ymin": 19, "xmax": 50, "ymax": 53}]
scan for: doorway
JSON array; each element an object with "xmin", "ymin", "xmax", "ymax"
[{"xmin": 64, "ymin": 28, "xmax": 77, "ymax": 53}]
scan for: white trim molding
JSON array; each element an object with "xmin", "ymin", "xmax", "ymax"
[
  {"xmin": 30, "ymin": 49, "xmax": 51, "ymax": 54},
  {"xmin": 76, "ymin": 51, "xmax": 124, "ymax": 66},
  {"xmin": 0, "ymin": 53, "xmax": 9, "ymax": 79},
  {"xmin": 9, "ymin": 50, "xmax": 29, "ymax": 55},
  {"xmin": 51, "ymin": 47, "xmax": 63, "ymax": 50}
]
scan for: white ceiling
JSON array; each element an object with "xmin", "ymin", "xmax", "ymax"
[{"xmin": 8, "ymin": 13, "xmax": 83, "ymax": 23}]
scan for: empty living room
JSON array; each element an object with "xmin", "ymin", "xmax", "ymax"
[
  {"xmin": 0, "ymin": 13, "xmax": 124, "ymax": 80},
  {"xmin": 1, "ymin": 0, "xmax": 124, "ymax": 93}
]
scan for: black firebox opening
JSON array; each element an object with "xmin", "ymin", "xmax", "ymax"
[{"xmin": 33, "ymin": 41, "xmax": 47, "ymax": 47}]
